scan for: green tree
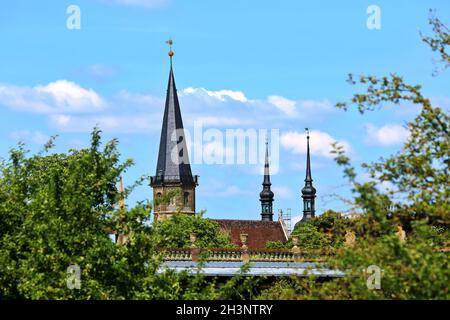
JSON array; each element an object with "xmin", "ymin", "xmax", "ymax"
[
  {"xmin": 259, "ymin": 11, "xmax": 450, "ymax": 300},
  {"xmin": 291, "ymin": 224, "xmax": 331, "ymax": 250},
  {"xmin": 259, "ymin": 225, "xmax": 449, "ymax": 299},
  {"xmin": 0, "ymin": 128, "xmax": 140, "ymax": 298},
  {"xmin": 0, "ymin": 129, "xmax": 257, "ymax": 299},
  {"xmin": 151, "ymin": 213, "xmax": 234, "ymax": 249},
  {"xmin": 421, "ymin": 10, "xmax": 450, "ymax": 75}
]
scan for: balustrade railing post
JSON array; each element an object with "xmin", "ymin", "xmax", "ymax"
[
  {"xmin": 240, "ymin": 233, "xmax": 250, "ymax": 263},
  {"xmin": 190, "ymin": 233, "xmax": 199, "ymax": 262},
  {"xmin": 291, "ymin": 235, "xmax": 301, "ymax": 263}
]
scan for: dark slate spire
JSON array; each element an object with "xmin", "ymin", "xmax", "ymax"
[
  {"xmin": 300, "ymin": 128, "xmax": 316, "ymax": 223},
  {"xmin": 260, "ymin": 135, "xmax": 274, "ymax": 221},
  {"xmin": 305, "ymin": 131, "xmax": 313, "ymax": 184},
  {"xmin": 263, "ymin": 135, "xmax": 271, "ymax": 185},
  {"xmin": 152, "ymin": 46, "xmax": 196, "ymax": 186}
]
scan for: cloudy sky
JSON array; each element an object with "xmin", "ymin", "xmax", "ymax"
[{"xmin": 1, "ymin": 0, "xmax": 449, "ymax": 225}]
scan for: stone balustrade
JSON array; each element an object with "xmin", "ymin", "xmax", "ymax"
[{"xmin": 157, "ymin": 233, "xmax": 335, "ymax": 263}]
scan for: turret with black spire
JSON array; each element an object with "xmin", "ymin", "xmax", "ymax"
[
  {"xmin": 150, "ymin": 40, "xmax": 198, "ymax": 222},
  {"xmin": 300, "ymin": 128, "xmax": 316, "ymax": 222},
  {"xmin": 260, "ymin": 134, "xmax": 274, "ymax": 221}
]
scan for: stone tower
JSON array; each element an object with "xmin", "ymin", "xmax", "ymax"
[{"xmin": 150, "ymin": 45, "xmax": 198, "ymax": 222}]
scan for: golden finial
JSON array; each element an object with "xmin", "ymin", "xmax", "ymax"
[{"xmin": 166, "ymin": 39, "xmax": 174, "ymax": 57}]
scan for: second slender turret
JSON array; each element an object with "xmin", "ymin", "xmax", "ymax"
[
  {"xmin": 260, "ymin": 136, "xmax": 274, "ymax": 221},
  {"xmin": 300, "ymin": 128, "xmax": 316, "ymax": 222}
]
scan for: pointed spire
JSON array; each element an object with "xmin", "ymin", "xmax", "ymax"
[
  {"xmin": 305, "ymin": 128, "xmax": 312, "ymax": 183},
  {"xmin": 260, "ymin": 133, "xmax": 274, "ymax": 221},
  {"xmin": 300, "ymin": 128, "xmax": 316, "ymax": 223},
  {"xmin": 152, "ymin": 41, "xmax": 196, "ymax": 187},
  {"xmin": 263, "ymin": 133, "xmax": 271, "ymax": 185}
]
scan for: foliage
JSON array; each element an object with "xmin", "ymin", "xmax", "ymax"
[
  {"xmin": 335, "ymin": 71, "xmax": 449, "ymax": 225},
  {"xmin": 0, "ymin": 128, "xmax": 141, "ymax": 298},
  {"xmin": 151, "ymin": 213, "xmax": 234, "ymax": 249},
  {"xmin": 1, "ymin": 9, "xmax": 449, "ymax": 301},
  {"xmin": 258, "ymin": 11, "xmax": 450, "ymax": 300},
  {"xmin": 265, "ymin": 240, "xmax": 289, "ymax": 250},
  {"xmin": 421, "ymin": 10, "xmax": 450, "ymax": 75},
  {"xmin": 291, "ymin": 224, "xmax": 331, "ymax": 250},
  {"xmin": 260, "ymin": 223, "xmax": 449, "ymax": 299},
  {"xmin": 216, "ymin": 264, "xmax": 264, "ymax": 300},
  {"xmin": 307, "ymin": 210, "xmax": 355, "ymax": 248},
  {"xmin": 0, "ymin": 129, "xmax": 239, "ymax": 299},
  {"xmin": 266, "ymin": 211, "xmax": 354, "ymax": 250}
]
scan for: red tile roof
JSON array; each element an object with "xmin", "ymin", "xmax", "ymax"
[{"xmin": 213, "ymin": 219, "xmax": 288, "ymax": 249}]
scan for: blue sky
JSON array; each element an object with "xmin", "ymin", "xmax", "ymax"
[{"xmin": 1, "ymin": 0, "xmax": 449, "ymax": 225}]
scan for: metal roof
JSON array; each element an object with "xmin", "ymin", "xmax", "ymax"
[{"xmin": 158, "ymin": 261, "xmax": 345, "ymax": 278}]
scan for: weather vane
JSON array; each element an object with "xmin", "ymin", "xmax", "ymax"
[{"xmin": 166, "ymin": 39, "xmax": 174, "ymax": 58}]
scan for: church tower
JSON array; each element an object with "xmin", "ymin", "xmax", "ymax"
[
  {"xmin": 260, "ymin": 135, "xmax": 274, "ymax": 221},
  {"xmin": 300, "ymin": 128, "xmax": 316, "ymax": 222},
  {"xmin": 150, "ymin": 42, "xmax": 198, "ymax": 222}
]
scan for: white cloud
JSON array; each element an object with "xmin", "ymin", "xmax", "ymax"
[
  {"xmin": 203, "ymin": 184, "xmax": 252, "ymax": 198},
  {"xmin": 0, "ymin": 80, "xmax": 336, "ymax": 136},
  {"xmin": 181, "ymin": 87, "xmax": 248, "ymax": 103},
  {"xmin": 267, "ymin": 95, "xmax": 297, "ymax": 116},
  {"xmin": 291, "ymin": 215, "xmax": 302, "ymax": 227},
  {"xmin": 10, "ymin": 130, "xmax": 50, "ymax": 145},
  {"xmin": 272, "ymin": 186, "xmax": 295, "ymax": 199},
  {"xmin": 49, "ymin": 114, "xmax": 155, "ymax": 133},
  {"xmin": 297, "ymin": 99, "xmax": 333, "ymax": 112},
  {"xmin": 52, "ymin": 114, "xmax": 71, "ymax": 126},
  {"xmin": 202, "ymin": 140, "xmax": 234, "ymax": 164},
  {"xmin": 280, "ymin": 130, "xmax": 350, "ymax": 158},
  {"xmin": 190, "ymin": 116, "xmax": 250, "ymax": 127},
  {"xmin": 115, "ymin": 90, "xmax": 164, "ymax": 111},
  {"xmin": 364, "ymin": 123, "xmax": 409, "ymax": 146},
  {"xmin": 0, "ymin": 80, "xmax": 104, "ymax": 114},
  {"xmin": 267, "ymin": 96, "xmax": 333, "ymax": 117}
]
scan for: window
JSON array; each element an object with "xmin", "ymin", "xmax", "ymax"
[
  {"xmin": 183, "ymin": 192, "xmax": 189, "ymax": 206},
  {"xmin": 304, "ymin": 200, "xmax": 311, "ymax": 210},
  {"xmin": 156, "ymin": 192, "xmax": 162, "ymax": 211}
]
